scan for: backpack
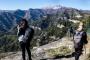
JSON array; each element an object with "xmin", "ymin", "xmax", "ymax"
[
  {"xmin": 73, "ymin": 30, "xmax": 84, "ymax": 48},
  {"xmin": 30, "ymin": 28, "xmax": 34, "ymax": 40}
]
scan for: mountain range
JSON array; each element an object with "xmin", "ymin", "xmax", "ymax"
[{"xmin": 0, "ymin": 5, "xmax": 90, "ymax": 33}]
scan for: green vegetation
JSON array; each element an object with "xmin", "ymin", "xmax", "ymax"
[
  {"xmin": 80, "ymin": 16, "xmax": 90, "ymax": 31},
  {"xmin": 87, "ymin": 28, "xmax": 90, "ymax": 35},
  {"xmin": 46, "ymin": 46, "xmax": 71, "ymax": 57},
  {"xmin": 47, "ymin": 25, "xmax": 66, "ymax": 38},
  {"xmin": 0, "ymin": 35, "xmax": 20, "ymax": 52}
]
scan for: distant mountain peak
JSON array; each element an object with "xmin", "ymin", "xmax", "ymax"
[{"xmin": 42, "ymin": 5, "xmax": 63, "ymax": 9}]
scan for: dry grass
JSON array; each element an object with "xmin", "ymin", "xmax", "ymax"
[
  {"xmin": 85, "ymin": 35, "xmax": 90, "ymax": 60},
  {"xmin": 46, "ymin": 46, "xmax": 72, "ymax": 57},
  {"xmin": 0, "ymin": 52, "xmax": 16, "ymax": 59}
]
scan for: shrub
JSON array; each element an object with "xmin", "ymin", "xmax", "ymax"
[
  {"xmin": 0, "ymin": 35, "xmax": 20, "ymax": 52},
  {"xmin": 46, "ymin": 46, "xmax": 72, "ymax": 57}
]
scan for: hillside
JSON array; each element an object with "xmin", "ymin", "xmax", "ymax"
[{"xmin": 0, "ymin": 5, "xmax": 90, "ymax": 32}]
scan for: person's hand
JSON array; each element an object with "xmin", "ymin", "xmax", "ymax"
[
  {"xmin": 17, "ymin": 25, "xmax": 21, "ymax": 33},
  {"xmin": 18, "ymin": 35, "xmax": 24, "ymax": 42}
]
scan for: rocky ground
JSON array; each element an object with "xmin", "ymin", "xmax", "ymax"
[{"xmin": 1, "ymin": 36, "xmax": 90, "ymax": 60}]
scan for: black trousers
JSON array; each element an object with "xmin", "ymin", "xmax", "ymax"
[
  {"xmin": 20, "ymin": 41, "xmax": 32, "ymax": 60},
  {"xmin": 74, "ymin": 46, "xmax": 83, "ymax": 60}
]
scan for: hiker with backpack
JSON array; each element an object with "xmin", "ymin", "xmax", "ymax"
[
  {"xmin": 69, "ymin": 26, "xmax": 74, "ymax": 37},
  {"xmin": 73, "ymin": 22, "xmax": 88, "ymax": 60},
  {"xmin": 17, "ymin": 19, "xmax": 34, "ymax": 60}
]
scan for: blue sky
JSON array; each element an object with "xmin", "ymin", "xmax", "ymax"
[{"xmin": 0, "ymin": 0, "xmax": 90, "ymax": 10}]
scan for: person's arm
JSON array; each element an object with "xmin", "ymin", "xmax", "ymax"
[
  {"xmin": 17, "ymin": 25, "xmax": 22, "ymax": 36},
  {"xmin": 82, "ymin": 32, "xmax": 88, "ymax": 44},
  {"xmin": 17, "ymin": 25, "xmax": 20, "ymax": 36}
]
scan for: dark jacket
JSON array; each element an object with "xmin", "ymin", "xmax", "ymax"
[
  {"xmin": 17, "ymin": 27, "xmax": 34, "ymax": 43},
  {"xmin": 73, "ymin": 30, "xmax": 88, "ymax": 48}
]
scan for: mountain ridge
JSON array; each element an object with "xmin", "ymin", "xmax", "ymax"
[{"xmin": 0, "ymin": 5, "xmax": 90, "ymax": 32}]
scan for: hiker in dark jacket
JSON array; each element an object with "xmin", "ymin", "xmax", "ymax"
[
  {"xmin": 73, "ymin": 22, "xmax": 88, "ymax": 60},
  {"xmin": 69, "ymin": 26, "xmax": 74, "ymax": 37},
  {"xmin": 17, "ymin": 19, "xmax": 34, "ymax": 60}
]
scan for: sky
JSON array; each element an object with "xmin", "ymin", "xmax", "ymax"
[{"xmin": 0, "ymin": 0, "xmax": 90, "ymax": 10}]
